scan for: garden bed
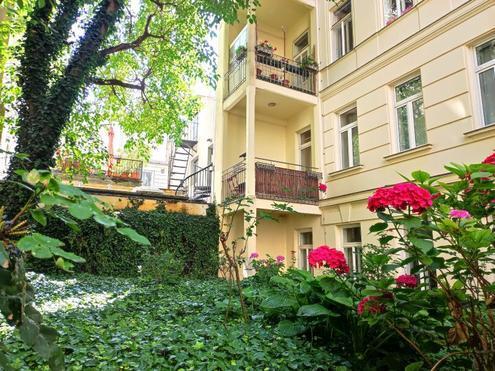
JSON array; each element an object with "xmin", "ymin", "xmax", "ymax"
[{"xmin": 0, "ymin": 273, "xmax": 341, "ymax": 370}]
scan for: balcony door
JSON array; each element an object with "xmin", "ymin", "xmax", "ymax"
[
  {"xmin": 298, "ymin": 230, "xmax": 313, "ymax": 272},
  {"xmin": 298, "ymin": 129, "xmax": 312, "ymax": 169}
]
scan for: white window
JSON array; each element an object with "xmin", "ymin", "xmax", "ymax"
[
  {"xmin": 339, "ymin": 107, "xmax": 359, "ymax": 169},
  {"xmin": 394, "ymin": 76, "xmax": 426, "ymax": 152},
  {"xmin": 383, "ymin": 0, "xmax": 414, "ymax": 25},
  {"xmin": 331, "ymin": 1, "xmax": 353, "ymax": 61},
  {"xmin": 142, "ymin": 170, "xmax": 154, "ymax": 187},
  {"xmin": 229, "ymin": 25, "xmax": 248, "ymax": 66},
  {"xmin": 298, "ymin": 231, "xmax": 313, "ymax": 271},
  {"xmin": 342, "ymin": 226, "xmax": 362, "ymax": 274},
  {"xmin": 298, "ymin": 129, "xmax": 312, "ymax": 169},
  {"xmin": 475, "ymin": 38, "xmax": 495, "ymax": 127},
  {"xmin": 294, "ymin": 31, "xmax": 310, "ymax": 63}
]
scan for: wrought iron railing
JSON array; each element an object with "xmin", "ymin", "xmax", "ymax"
[
  {"xmin": 175, "ymin": 163, "xmax": 213, "ymax": 201},
  {"xmin": 224, "ymin": 55, "xmax": 247, "ymax": 99},
  {"xmin": 222, "ymin": 160, "xmax": 246, "ymax": 201},
  {"xmin": 106, "ymin": 157, "xmax": 143, "ymax": 182},
  {"xmin": 255, "ymin": 158, "xmax": 321, "ymax": 204},
  {"xmin": 256, "ymin": 51, "xmax": 317, "ymax": 95}
]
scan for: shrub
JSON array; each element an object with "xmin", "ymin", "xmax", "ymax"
[
  {"xmin": 30, "ymin": 206, "xmax": 220, "ymax": 278},
  {"xmin": 141, "ymin": 251, "xmax": 184, "ymax": 284}
]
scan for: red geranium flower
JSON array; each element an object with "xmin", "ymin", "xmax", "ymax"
[
  {"xmin": 319, "ymin": 183, "xmax": 328, "ymax": 192},
  {"xmin": 308, "ymin": 246, "xmax": 349, "ymax": 274},
  {"xmin": 357, "ymin": 296, "xmax": 385, "ymax": 315},
  {"xmin": 367, "ymin": 182, "xmax": 432, "ymax": 214},
  {"xmin": 395, "ymin": 274, "xmax": 418, "ymax": 288},
  {"xmin": 482, "ymin": 153, "xmax": 495, "ymax": 165}
]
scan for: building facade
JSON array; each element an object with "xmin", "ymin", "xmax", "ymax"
[{"xmin": 214, "ymin": 0, "xmax": 495, "ymax": 274}]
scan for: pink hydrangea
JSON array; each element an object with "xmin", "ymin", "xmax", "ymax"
[
  {"xmin": 319, "ymin": 183, "xmax": 328, "ymax": 192},
  {"xmin": 449, "ymin": 209, "xmax": 471, "ymax": 219},
  {"xmin": 276, "ymin": 255, "xmax": 285, "ymax": 263},
  {"xmin": 395, "ymin": 274, "xmax": 418, "ymax": 288},
  {"xmin": 308, "ymin": 246, "xmax": 349, "ymax": 274},
  {"xmin": 249, "ymin": 252, "xmax": 259, "ymax": 259},
  {"xmin": 367, "ymin": 182, "xmax": 433, "ymax": 214},
  {"xmin": 357, "ymin": 296, "xmax": 385, "ymax": 315}
]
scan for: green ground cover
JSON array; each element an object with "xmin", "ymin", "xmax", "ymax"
[{"xmin": 0, "ymin": 274, "xmax": 341, "ymax": 370}]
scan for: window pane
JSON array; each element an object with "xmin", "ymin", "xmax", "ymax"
[
  {"xmin": 344, "ymin": 227, "xmax": 361, "ymax": 243},
  {"xmin": 351, "ymin": 126, "xmax": 360, "ymax": 166},
  {"xmin": 332, "ymin": 23, "xmax": 343, "ymax": 59},
  {"xmin": 479, "ymin": 68, "xmax": 495, "ymax": 126},
  {"xmin": 334, "ymin": 0, "xmax": 351, "ymax": 22},
  {"xmin": 345, "ymin": 247, "xmax": 354, "ymax": 272},
  {"xmin": 300, "ymin": 130, "xmax": 311, "ymax": 144},
  {"xmin": 341, "ymin": 108, "xmax": 357, "ymax": 127},
  {"xmin": 300, "ymin": 231, "xmax": 313, "ymax": 245},
  {"xmin": 344, "ymin": 17, "xmax": 353, "ymax": 53},
  {"xmin": 354, "ymin": 247, "xmax": 362, "ymax": 273},
  {"xmin": 294, "ymin": 32, "xmax": 309, "ymax": 57},
  {"xmin": 301, "ymin": 146, "xmax": 312, "ymax": 168},
  {"xmin": 395, "ymin": 76, "xmax": 422, "ymax": 101},
  {"xmin": 413, "ymin": 98, "xmax": 427, "ymax": 146},
  {"xmin": 341, "ymin": 130, "xmax": 350, "ymax": 168},
  {"xmin": 397, "ymin": 105, "xmax": 410, "ymax": 151},
  {"xmin": 476, "ymin": 39, "xmax": 495, "ymax": 66}
]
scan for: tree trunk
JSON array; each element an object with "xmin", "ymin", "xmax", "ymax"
[{"xmin": 0, "ymin": 0, "xmax": 122, "ymax": 217}]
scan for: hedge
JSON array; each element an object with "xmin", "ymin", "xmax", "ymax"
[{"xmin": 30, "ymin": 206, "xmax": 220, "ymax": 278}]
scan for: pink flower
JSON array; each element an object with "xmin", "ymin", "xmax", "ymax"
[
  {"xmin": 367, "ymin": 182, "xmax": 433, "ymax": 214},
  {"xmin": 482, "ymin": 153, "xmax": 495, "ymax": 165},
  {"xmin": 319, "ymin": 183, "xmax": 328, "ymax": 192},
  {"xmin": 249, "ymin": 252, "xmax": 259, "ymax": 259},
  {"xmin": 308, "ymin": 246, "xmax": 349, "ymax": 274},
  {"xmin": 276, "ymin": 255, "xmax": 285, "ymax": 263},
  {"xmin": 449, "ymin": 209, "xmax": 471, "ymax": 219},
  {"xmin": 395, "ymin": 274, "xmax": 418, "ymax": 288},
  {"xmin": 357, "ymin": 296, "xmax": 385, "ymax": 315}
]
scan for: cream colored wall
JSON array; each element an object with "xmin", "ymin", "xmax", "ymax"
[
  {"xmin": 286, "ymin": 14, "xmax": 312, "ymax": 59},
  {"xmin": 223, "ymin": 112, "xmax": 246, "ymax": 169},
  {"xmin": 285, "ymin": 107, "xmax": 314, "ymax": 165},
  {"xmin": 257, "ymin": 27, "xmax": 284, "ymax": 55},
  {"xmin": 255, "ymin": 119, "xmax": 287, "ymax": 161}
]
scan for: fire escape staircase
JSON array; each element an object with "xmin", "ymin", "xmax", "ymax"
[{"xmin": 167, "ymin": 139, "xmax": 197, "ymax": 190}]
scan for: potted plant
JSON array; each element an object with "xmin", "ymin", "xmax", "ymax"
[
  {"xmin": 300, "ymin": 55, "xmax": 318, "ymax": 71},
  {"xmin": 256, "ymin": 40, "xmax": 276, "ymax": 57},
  {"xmin": 256, "ymin": 67, "xmax": 262, "ymax": 76},
  {"xmin": 269, "ymin": 73, "xmax": 279, "ymax": 82},
  {"xmin": 235, "ymin": 45, "xmax": 247, "ymax": 61},
  {"xmin": 281, "ymin": 79, "xmax": 290, "ymax": 87}
]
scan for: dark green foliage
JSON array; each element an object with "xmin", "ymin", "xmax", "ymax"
[
  {"xmin": 0, "ymin": 273, "xmax": 343, "ymax": 369},
  {"xmin": 31, "ymin": 207, "xmax": 220, "ymax": 278}
]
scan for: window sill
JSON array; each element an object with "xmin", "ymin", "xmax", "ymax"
[
  {"xmin": 384, "ymin": 144, "xmax": 433, "ymax": 161},
  {"xmin": 464, "ymin": 123, "xmax": 495, "ymax": 138},
  {"xmin": 328, "ymin": 164, "xmax": 364, "ymax": 178}
]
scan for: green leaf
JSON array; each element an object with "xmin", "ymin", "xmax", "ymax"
[
  {"xmin": 50, "ymin": 247, "xmax": 85, "ymax": 263},
  {"xmin": 409, "ymin": 237, "xmax": 433, "ymax": 254},
  {"xmin": 276, "ymin": 320, "xmax": 306, "ymax": 337},
  {"xmin": 17, "ymin": 233, "xmax": 64, "ymax": 260},
  {"xmin": 68, "ymin": 203, "xmax": 94, "ymax": 220},
  {"xmin": 470, "ymin": 171, "xmax": 491, "ymax": 179},
  {"xmin": 30, "ymin": 209, "xmax": 47, "ymax": 226},
  {"xmin": 261, "ymin": 294, "xmax": 298, "ymax": 310},
  {"xmin": 25, "ymin": 169, "xmax": 40, "ymax": 185},
  {"xmin": 297, "ymin": 304, "xmax": 339, "ymax": 317},
  {"xmin": 93, "ymin": 213, "xmax": 117, "ymax": 227},
  {"xmin": 326, "ymin": 292, "xmax": 353, "ymax": 308},
  {"xmin": 117, "ymin": 227, "xmax": 151, "ymax": 246},
  {"xmin": 369, "ymin": 222, "xmax": 388, "ymax": 233},
  {"xmin": 0, "ymin": 245, "xmax": 9, "ymax": 268},
  {"xmin": 411, "ymin": 170, "xmax": 430, "ymax": 183},
  {"xmin": 405, "ymin": 361, "xmax": 423, "ymax": 371}
]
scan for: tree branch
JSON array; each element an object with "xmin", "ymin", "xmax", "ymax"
[
  {"xmin": 99, "ymin": 13, "xmax": 160, "ymax": 56},
  {"xmin": 91, "ymin": 78, "xmax": 143, "ymax": 90}
]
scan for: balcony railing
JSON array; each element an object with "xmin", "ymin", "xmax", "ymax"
[
  {"xmin": 224, "ymin": 55, "xmax": 247, "ymax": 99},
  {"xmin": 221, "ymin": 158, "xmax": 321, "ymax": 204},
  {"xmin": 182, "ymin": 119, "xmax": 199, "ymax": 143},
  {"xmin": 106, "ymin": 157, "xmax": 143, "ymax": 182},
  {"xmin": 255, "ymin": 159, "xmax": 321, "ymax": 204},
  {"xmin": 256, "ymin": 51, "xmax": 316, "ymax": 95},
  {"xmin": 222, "ymin": 160, "xmax": 246, "ymax": 201}
]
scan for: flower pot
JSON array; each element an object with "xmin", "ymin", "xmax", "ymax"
[{"xmin": 281, "ymin": 79, "xmax": 290, "ymax": 87}]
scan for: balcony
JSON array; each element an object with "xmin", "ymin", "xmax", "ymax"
[
  {"xmin": 222, "ymin": 159, "xmax": 321, "ymax": 204},
  {"xmin": 256, "ymin": 50, "xmax": 317, "ymax": 95},
  {"xmin": 224, "ymin": 55, "xmax": 247, "ymax": 100},
  {"xmin": 182, "ymin": 119, "xmax": 199, "ymax": 146},
  {"xmin": 106, "ymin": 157, "xmax": 143, "ymax": 182}
]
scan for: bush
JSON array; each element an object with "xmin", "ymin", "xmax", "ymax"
[
  {"xmin": 30, "ymin": 206, "xmax": 220, "ymax": 278},
  {"xmin": 141, "ymin": 250, "xmax": 184, "ymax": 284}
]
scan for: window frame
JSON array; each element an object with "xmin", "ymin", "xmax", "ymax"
[
  {"xmin": 298, "ymin": 230, "xmax": 313, "ymax": 272},
  {"xmin": 330, "ymin": 0, "xmax": 353, "ymax": 62},
  {"xmin": 474, "ymin": 37, "xmax": 495, "ymax": 127},
  {"xmin": 342, "ymin": 225, "xmax": 362, "ymax": 274},
  {"xmin": 293, "ymin": 30, "xmax": 310, "ymax": 61},
  {"xmin": 383, "ymin": 0, "xmax": 415, "ymax": 26},
  {"xmin": 142, "ymin": 169, "xmax": 154, "ymax": 187},
  {"xmin": 338, "ymin": 106, "xmax": 359, "ymax": 170},
  {"xmin": 393, "ymin": 75, "xmax": 426, "ymax": 152},
  {"xmin": 297, "ymin": 128, "xmax": 312, "ymax": 169}
]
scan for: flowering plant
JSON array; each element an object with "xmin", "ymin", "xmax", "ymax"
[
  {"xmin": 308, "ymin": 246, "xmax": 349, "ymax": 274},
  {"xmin": 367, "ymin": 182, "xmax": 432, "ymax": 213},
  {"xmin": 318, "ymin": 183, "xmax": 327, "ymax": 192},
  {"xmin": 257, "ymin": 40, "xmax": 276, "ymax": 51},
  {"xmin": 395, "ymin": 274, "xmax": 417, "ymax": 288}
]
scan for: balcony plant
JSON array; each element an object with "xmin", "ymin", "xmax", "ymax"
[
  {"xmin": 300, "ymin": 55, "xmax": 318, "ymax": 71},
  {"xmin": 269, "ymin": 73, "xmax": 280, "ymax": 82},
  {"xmin": 235, "ymin": 45, "xmax": 247, "ymax": 61},
  {"xmin": 256, "ymin": 40, "xmax": 276, "ymax": 57},
  {"xmin": 281, "ymin": 79, "xmax": 290, "ymax": 87}
]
